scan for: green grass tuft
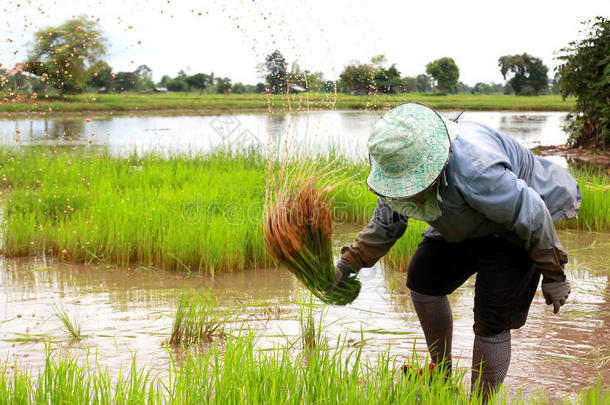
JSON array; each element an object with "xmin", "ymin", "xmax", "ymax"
[
  {"xmin": 0, "ymin": 93, "xmax": 576, "ymax": 115},
  {"xmin": 1, "ymin": 147, "xmax": 608, "ymax": 275},
  {"xmin": 0, "ymin": 329, "xmax": 607, "ymax": 403},
  {"xmin": 53, "ymin": 306, "xmax": 84, "ymax": 341},
  {"xmin": 169, "ymin": 290, "xmax": 227, "ymax": 347}
]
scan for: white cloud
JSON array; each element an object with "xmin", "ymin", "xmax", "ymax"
[{"xmin": 0, "ymin": 0, "xmax": 607, "ymax": 85}]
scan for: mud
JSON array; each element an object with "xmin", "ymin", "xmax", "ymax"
[{"xmin": 0, "ymin": 229, "xmax": 608, "ymax": 401}]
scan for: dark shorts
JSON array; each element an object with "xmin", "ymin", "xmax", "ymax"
[{"xmin": 406, "ymin": 235, "xmax": 540, "ymax": 337}]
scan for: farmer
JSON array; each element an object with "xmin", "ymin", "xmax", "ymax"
[{"xmin": 333, "ymin": 103, "xmax": 580, "ymax": 399}]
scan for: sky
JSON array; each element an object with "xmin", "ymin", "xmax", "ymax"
[{"xmin": 0, "ymin": 0, "xmax": 608, "ymax": 86}]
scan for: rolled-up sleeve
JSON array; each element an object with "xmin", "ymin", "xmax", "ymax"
[
  {"xmin": 460, "ymin": 163, "xmax": 567, "ymax": 281},
  {"xmin": 341, "ymin": 198, "xmax": 408, "ymax": 270}
]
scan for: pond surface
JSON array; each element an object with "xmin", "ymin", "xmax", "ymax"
[
  {"xmin": 1, "ymin": 229, "xmax": 608, "ymax": 402},
  {"xmin": 0, "ymin": 111, "xmax": 569, "ymax": 159}
]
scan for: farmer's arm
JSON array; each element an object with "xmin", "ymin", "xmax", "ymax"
[
  {"xmin": 461, "ymin": 162, "xmax": 567, "ymax": 281},
  {"xmin": 340, "ymin": 198, "xmax": 408, "ymax": 270}
]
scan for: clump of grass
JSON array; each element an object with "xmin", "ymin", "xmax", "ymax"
[
  {"xmin": 263, "ymin": 163, "xmax": 361, "ymax": 305},
  {"xmin": 169, "ymin": 290, "xmax": 227, "ymax": 347},
  {"xmin": 3, "ymin": 147, "xmax": 606, "ymax": 275},
  {"xmin": 0, "ymin": 147, "xmax": 274, "ymax": 273},
  {"xmin": 0, "ymin": 92, "xmax": 575, "ymax": 115},
  {"xmin": 382, "ymin": 220, "xmax": 429, "ymax": 271},
  {"xmin": 54, "ymin": 306, "xmax": 84, "ymax": 341},
  {"xmin": 557, "ymin": 171, "xmax": 610, "ymax": 231},
  {"xmin": 298, "ymin": 294, "xmax": 326, "ymax": 353},
  {"xmin": 3, "ymin": 329, "xmax": 605, "ymax": 404},
  {"xmin": 0, "ymin": 147, "xmax": 376, "ymax": 274}
]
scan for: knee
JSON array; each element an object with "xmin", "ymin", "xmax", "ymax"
[
  {"xmin": 410, "ymin": 290, "xmax": 447, "ymax": 304},
  {"xmin": 474, "ymin": 327, "xmax": 511, "ymax": 341}
]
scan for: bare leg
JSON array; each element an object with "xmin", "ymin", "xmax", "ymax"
[
  {"xmin": 410, "ymin": 290, "xmax": 453, "ymax": 374},
  {"xmin": 471, "ymin": 330, "xmax": 511, "ymax": 401}
]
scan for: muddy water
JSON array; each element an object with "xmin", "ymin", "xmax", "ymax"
[
  {"xmin": 1, "ymin": 229, "xmax": 608, "ymax": 401},
  {"xmin": 0, "ymin": 111, "xmax": 568, "ymax": 158}
]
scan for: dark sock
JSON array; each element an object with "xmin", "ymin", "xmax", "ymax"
[
  {"xmin": 471, "ymin": 330, "xmax": 511, "ymax": 401},
  {"xmin": 410, "ymin": 290, "xmax": 453, "ymax": 374}
]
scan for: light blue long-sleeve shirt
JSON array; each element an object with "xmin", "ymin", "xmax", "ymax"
[{"xmin": 341, "ymin": 120, "xmax": 580, "ymax": 281}]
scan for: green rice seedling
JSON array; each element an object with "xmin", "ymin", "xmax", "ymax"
[
  {"xmin": 263, "ymin": 162, "xmax": 361, "ymax": 305},
  {"xmin": 572, "ymin": 378, "xmax": 610, "ymax": 405},
  {"xmin": 557, "ymin": 171, "xmax": 610, "ymax": 231},
  {"xmin": 0, "ymin": 147, "xmax": 275, "ymax": 274},
  {"xmin": 53, "ymin": 306, "xmax": 84, "ymax": 341},
  {"xmin": 2, "ymin": 147, "xmax": 606, "ymax": 276},
  {"xmin": 0, "ymin": 147, "xmax": 380, "ymax": 274},
  {"xmin": 1, "ymin": 327, "xmax": 608, "ymax": 404},
  {"xmin": 382, "ymin": 220, "xmax": 428, "ymax": 271},
  {"xmin": 298, "ymin": 293, "xmax": 326, "ymax": 353},
  {"xmin": 169, "ymin": 290, "xmax": 227, "ymax": 347},
  {"xmin": 0, "ymin": 93, "xmax": 575, "ymax": 115}
]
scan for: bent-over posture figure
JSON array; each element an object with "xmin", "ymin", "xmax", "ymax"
[{"xmin": 334, "ymin": 103, "xmax": 579, "ymax": 399}]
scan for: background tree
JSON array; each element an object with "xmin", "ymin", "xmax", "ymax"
[
  {"xmin": 0, "ymin": 65, "xmax": 40, "ymax": 95},
  {"xmin": 324, "ymin": 80, "xmax": 337, "ymax": 93},
  {"xmin": 215, "ymin": 77, "xmax": 232, "ymax": 94},
  {"xmin": 455, "ymin": 81, "xmax": 472, "ymax": 94},
  {"xmin": 398, "ymin": 76, "xmax": 417, "ymax": 93},
  {"xmin": 498, "ymin": 53, "xmax": 548, "ymax": 95},
  {"xmin": 232, "ymin": 82, "xmax": 246, "ymax": 94},
  {"xmin": 304, "ymin": 72, "xmax": 326, "ymax": 92},
  {"xmin": 556, "ymin": 16, "xmax": 610, "ymax": 148},
  {"xmin": 549, "ymin": 73, "xmax": 561, "ymax": 95},
  {"xmin": 113, "ymin": 71, "xmax": 139, "ymax": 92},
  {"xmin": 374, "ymin": 64, "xmax": 401, "ymax": 93},
  {"xmin": 134, "ymin": 64, "xmax": 154, "ymax": 90},
  {"xmin": 471, "ymin": 82, "xmax": 494, "ymax": 95},
  {"xmin": 23, "ymin": 16, "xmax": 107, "ymax": 98},
  {"xmin": 286, "ymin": 62, "xmax": 326, "ymax": 92},
  {"xmin": 166, "ymin": 77, "xmax": 187, "ymax": 92},
  {"xmin": 186, "ymin": 73, "xmax": 213, "ymax": 94},
  {"xmin": 86, "ymin": 61, "xmax": 113, "ymax": 91},
  {"xmin": 255, "ymin": 82, "xmax": 267, "ymax": 93},
  {"xmin": 165, "ymin": 70, "xmax": 189, "ymax": 92},
  {"xmin": 425, "ymin": 57, "xmax": 459, "ymax": 93},
  {"xmin": 158, "ymin": 75, "xmax": 172, "ymax": 88},
  {"xmin": 416, "ymin": 74, "xmax": 433, "ymax": 92},
  {"xmin": 265, "ymin": 50, "xmax": 287, "ymax": 94},
  {"xmin": 370, "ymin": 54, "xmax": 387, "ymax": 67},
  {"xmin": 491, "ymin": 82, "xmax": 506, "ymax": 94},
  {"xmin": 339, "ymin": 63, "xmax": 376, "ymax": 94}
]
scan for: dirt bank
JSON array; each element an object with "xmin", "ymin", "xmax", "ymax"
[{"xmin": 534, "ymin": 144, "xmax": 610, "ymax": 168}]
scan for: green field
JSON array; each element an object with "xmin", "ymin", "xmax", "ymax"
[
  {"xmin": 0, "ymin": 148, "xmax": 606, "ymax": 273},
  {"xmin": 1, "ymin": 294, "xmax": 608, "ymax": 404},
  {"xmin": 0, "ymin": 93, "xmax": 575, "ymax": 115}
]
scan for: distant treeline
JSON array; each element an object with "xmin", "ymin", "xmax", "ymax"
[{"xmin": 0, "ymin": 16, "xmax": 563, "ymax": 98}]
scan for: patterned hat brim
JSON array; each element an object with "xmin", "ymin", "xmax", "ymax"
[{"xmin": 366, "ymin": 105, "xmax": 457, "ymax": 199}]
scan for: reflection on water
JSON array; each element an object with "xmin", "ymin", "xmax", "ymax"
[
  {"xmin": 0, "ymin": 111, "xmax": 568, "ymax": 158},
  {"xmin": 0, "ymin": 229, "xmax": 608, "ymax": 400}
]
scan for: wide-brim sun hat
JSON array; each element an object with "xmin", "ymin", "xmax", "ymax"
[{"xmin": 366, "ymin": 102, "xmax": 459, "ymax": 199}]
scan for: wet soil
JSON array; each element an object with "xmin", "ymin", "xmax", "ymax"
[
  {"xmin": 534, "ymin": 144, "xmax": 610, "ymax": 169},
  {"xmin": 0, "ymin": 229, "xmax": 608, "ymax": 402}
]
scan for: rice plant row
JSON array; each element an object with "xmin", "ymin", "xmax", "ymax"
[
  {"xmin": 0, "ymin": 330, "xmax": 607, "ymax": 404},
  {"xmin": 0, "ymin": 147, "xmax": 607, "ymax": 274}
]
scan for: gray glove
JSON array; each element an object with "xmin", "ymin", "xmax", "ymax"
[
  {"xmin": 328, "ymin": 259, "xmax": 356, "ymax": 294},
  {"xmin": 542, "ymin": 278, "xmax": 571, "ymax": 314}
]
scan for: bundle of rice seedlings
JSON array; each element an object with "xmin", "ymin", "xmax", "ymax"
[{"xmin": 263, "ymin": 163, "xmax": 361, "ymax": 305}]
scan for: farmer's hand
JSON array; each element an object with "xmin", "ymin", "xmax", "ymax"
[
  {"xmin": 328, "ymin": 259, "xmax": 356, "ymax": 294},
  {"xmin": 542, "ymin": 278, "xmax": 571, "ymax": 314}
]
